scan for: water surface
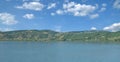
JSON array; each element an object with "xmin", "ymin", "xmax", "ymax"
[{"xmin": 0, "ymin": 41, "xmax": 120, "ymax": 62}]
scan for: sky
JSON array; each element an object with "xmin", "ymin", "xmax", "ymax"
[{"xmin": 0, "ymin": 0, "xmax": 120, "ymax": 32}]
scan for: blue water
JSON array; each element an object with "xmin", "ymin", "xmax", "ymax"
[{"xmin": 0, "ymin": 41, "xmax": 120, "ymax": 62}]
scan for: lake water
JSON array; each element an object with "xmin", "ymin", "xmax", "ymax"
[{"xmin": 0, "ymin": 41, "xmax": 120, "ymax": 62}]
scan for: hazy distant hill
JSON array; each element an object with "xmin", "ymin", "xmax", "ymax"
[{"xmin": 0, "ymin": 30, "xmax": 120, "ymax": 42}]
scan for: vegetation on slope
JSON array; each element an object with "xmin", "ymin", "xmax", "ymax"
[{"xmin": 0, "ymin": 30, "xmax": 120, "ymax": 42}]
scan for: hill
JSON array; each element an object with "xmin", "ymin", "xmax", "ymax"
[{"xmin": 0, "ymin": 30, "xmax": 120, "ymax": 42}]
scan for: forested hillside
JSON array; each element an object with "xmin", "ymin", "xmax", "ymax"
[{"xmin": 0, "ymin": 30, "xmax": 120, "ymax": 42}]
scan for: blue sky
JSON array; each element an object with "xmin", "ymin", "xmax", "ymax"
[{"xmin": 0, "ymin": 0, "xmax": 120, "ymax": 32}]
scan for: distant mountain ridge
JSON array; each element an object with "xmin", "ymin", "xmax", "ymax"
[{"xmin": 0, "ymin": 30, "xmax": 120, "ymax": 42}]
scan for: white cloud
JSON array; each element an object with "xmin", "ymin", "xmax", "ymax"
[
  {"xmin": 55, "ymin": 26, "xmax": 62, "ymax": 32},
  {"xmin": 47, "ymin": 3, "xmax": 56, "ymax": 9},
  {"xmin": 16, "ymin": 2, "xmax": 44, "ymax": 11},
  {"xmin": 90, "ymin": 13, "xmax": 99, "ymax": 19},
  {"xmin": 102, "ymin": 3, "xmax": 107, "ymax": 7},
  {"xmin": 64, "ymin": 2, "xmax": 96, "ymax": 16},
  {"xmin": 103, "ymin": 22, "xmax": 120, "ymax": 32},
  {"xmin": 56, "ymin": 10, "xmax": 64, "ymax": 15},
  {"xmin": 0, "ymin": 13, "xmax": 18, "ymax": 25},
  {"xmin": 113, "ymin": 0, "xmax": 120, "ymax": 9},
  {"xmin": 99, "ymin": 3, "xmax": 107, "ymax": 12},
  {"xmin": 23, "ymin": 14, "xmax": 34, "ymax": 19},
  {"xmin": 91, "ymin": 27, "xmax": 97, "ymax": 30},
  {"xmin": 51, "ymin": 13, "xmax": 55, "ymax": 16},
  {"xmin": 95, "ymin": 4, "xmax": 99, "ymax": 9},
  {"xmin": 56, "ymin": 2, "xmax": 97, "ymax": 17},
  {"xmin": 99, "ymin": 7, "xmax": 106, "ymax": 12}
]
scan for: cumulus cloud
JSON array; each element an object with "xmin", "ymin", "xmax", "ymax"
[
  {"xmin": 99, "ymin": 3, "xmax": 107, "ymax": 12},
  {"xmin": 89, "ymin": 13, "xmax": 99, "ymax": 19},
  {"xmin": 51, "ymin": 13, "xmax": 55, "ymax": 16},
  {"xmin": 64, "ymin": 2, "xmax": 96, "ymax": 16},
  {"xmin": 95, "ymin": 4, "xmax": 99, "ymax": 9},
  {"xmin": 91, "ymin": 27, "xmax": 97, "ymax": 30},
  {"xmin": 0, "ymin": 13, "xmax": 18, "ymax": 25},
  {"xmin": 16, "ymin": 2, "xmax": 44, "ymax": 11},
  {"xmin": 102, "ymin": 3, "xmax": 107, "ymax": 7},
  {"xmin": 47, "ymin": 3, "xmax": 56, "ymax": 9},
  {"xmin": 23, "ymin": 14, "xmax": 34, "ymax": 19},
  {"xmin": 113, "ymin": 0, "xmax": 120, "ymax": 9},
  {"xmin": 99, "ymin": 7, "xmax": 106, "ymax": 12},
  {"xmin": 55, "ymin": 2, "xmax": 97, "ymax": 17},
  {"xmin": 56, "ymin": 10, "xmax": 64, "ymax": 15},
  {"xmin": 103, "ymin": 22, "xmax": 120, "ymax": 32}
]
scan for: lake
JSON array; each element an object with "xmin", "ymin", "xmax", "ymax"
[{"xmin": 0, "ymin": 41, "xmax": 120, "ymax": 62}]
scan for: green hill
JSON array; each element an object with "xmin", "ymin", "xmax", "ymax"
[{"xmin": 0, "ymin": 30, "xmax": 120, "ymax": 42}]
